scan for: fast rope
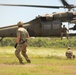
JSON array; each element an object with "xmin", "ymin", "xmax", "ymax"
[{"xmin": 67, "ymin": 22, "xmax": 70, "ymax": 48}]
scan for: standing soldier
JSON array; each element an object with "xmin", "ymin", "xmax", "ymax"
[
  {"xmin": 61, "ymin": 25, "xmax": 69, "ymax": 40},
  {"xmin": 14, "ymin": 21, "xmax": 31, "ymax": 64}
]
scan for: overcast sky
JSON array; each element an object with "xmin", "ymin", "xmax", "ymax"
[{"xmin": 0, "ymin": 0, "xmax": 76, "ymax": 29}]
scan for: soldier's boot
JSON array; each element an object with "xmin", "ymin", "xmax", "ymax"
[
  {"xmin": 19, "ymin": 61, "xmax": 25, "ymax": 64},
  {"xmin": 26, "ymin": 59, "xmax": 31, "ymax": 63},
  {"xmin": 73, "ymin": 55, "xmax": 75, "ymax": 59},
  {"xmin": 18, "ymin": 58, "xmax": 24, "ymax": 64},
  {"xmin": 22, "ymin": 52, "xmax": 31, "ymax": 63},
  {"xmin": 15, "ymin": 51, "xmax": 23, "ymax": 64}
]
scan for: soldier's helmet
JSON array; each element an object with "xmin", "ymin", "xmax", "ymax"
[
  {"xmin": 17, "ymin": 21, "xmax": 23, "ymax": 27},
  {"xmin": 68, "ymin": 47, "xmax": 70, "ymax": 50}
]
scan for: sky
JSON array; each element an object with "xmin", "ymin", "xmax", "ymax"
[{"xmin": 0, "ymin": 0, "xmax": 76, "ymax": 33}]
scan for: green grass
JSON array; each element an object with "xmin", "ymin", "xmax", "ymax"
[{"xmin": 0, "ymin": 46, "xmax": 76, "ymax": 75}]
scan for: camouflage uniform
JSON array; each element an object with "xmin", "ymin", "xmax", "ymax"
[
  {"xmin": 66, "ymin": 48, "xmax": 75, "ymax": 59},
  {"xmin": 61, "ymin": 25, "xmax": 68, "ymax": 40},
  {"xmin": 15, "ymin": 27, "xmax": 31, "ymax": 63},
  {"xmin": 66, "ymin": 50, "xmax": 73, "ymax": 59}
]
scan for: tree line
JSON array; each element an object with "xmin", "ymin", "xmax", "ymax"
[{"xmin": 0, "ymin": 37, "xmax": 76, "ymax": 48}]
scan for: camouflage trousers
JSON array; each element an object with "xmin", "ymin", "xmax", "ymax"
[
  {"xmin": 66, "ymin": 52, "xmax": 75, "ymax": 59},
  {"xmin": 15, "ymin": 42, "xmax": 30, "ymax": 63},
  {"xmin": 61, "ymin": 33, "xmax": 69, "ymax": 40}
]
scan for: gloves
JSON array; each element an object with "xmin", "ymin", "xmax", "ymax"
[{"xmin": 14, "ymin": 43, "xmax": 18, "ymax": 48}]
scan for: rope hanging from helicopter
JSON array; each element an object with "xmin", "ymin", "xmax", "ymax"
[{"xmin": 67, "ymin": 22, "xmax": 70, "ymax": 47}]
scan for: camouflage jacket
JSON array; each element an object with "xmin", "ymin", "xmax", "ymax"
[{"xmin": 17, "ymin": 27, "xmax": 29, "ymax": 43}]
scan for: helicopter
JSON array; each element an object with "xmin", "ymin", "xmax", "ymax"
[{"xmin": 0, "ymin": 0, "xmax": 76, "ymax": 40}]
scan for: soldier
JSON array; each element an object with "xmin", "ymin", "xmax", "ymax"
[
  {"xmin": 61, "ymin": 25, "xmax": 69, "ymax": 40},
  {"xmin": 66, "ymin": 47, "xmax": 75, "ymax": 59},
  {"xmin": 14, "ymin": 21, "xmax": 31, "ymax": 64}
]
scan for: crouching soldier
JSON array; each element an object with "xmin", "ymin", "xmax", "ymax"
[{"xmin": 66, "ymin": 47, "xmax": 75, "ymax": 59}]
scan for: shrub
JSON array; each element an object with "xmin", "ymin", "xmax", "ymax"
[{"xmin": 0, "ymin": 37, "xmax": 76, "ymax": 48}]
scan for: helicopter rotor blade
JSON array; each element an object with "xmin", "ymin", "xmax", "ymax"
[
  {"xmin": 61, "ymin": 0, "xmax": 70, "ymax": 6},
  {"xmin": 0, "ymin": 3, "xmax": 76, "ymax": 9},
  {"xmin": 0, "ymin": 4, "xmax": 60, "ymax": 9},
  {"xmin": 60, "ymin": 0, "xmax": 76, "ymax": 11}
]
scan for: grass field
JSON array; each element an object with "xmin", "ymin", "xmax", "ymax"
[{"xmin": 0, "ymin": 46, "xmax": 76, "ymax": 75}]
